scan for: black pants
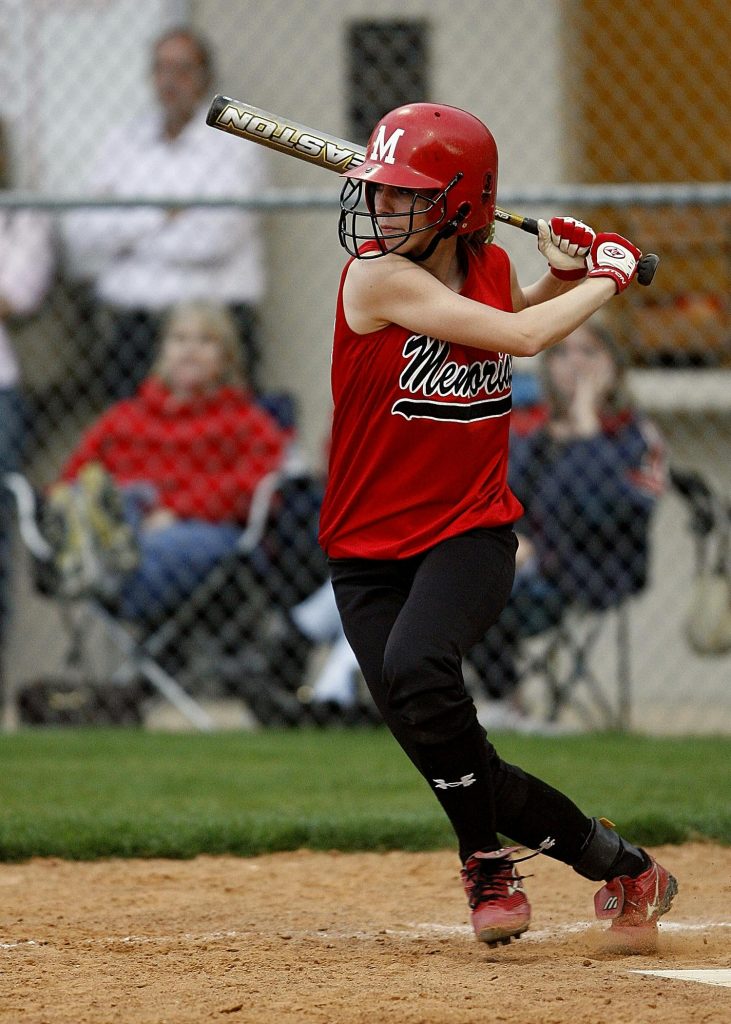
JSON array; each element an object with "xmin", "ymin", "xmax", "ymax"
[
  {"xmin": 330, "ymin": 527, "xmax": 592, "ymax": 864},
  {"xmin": 466, "ymin": 572, "xmax": 567, "ymax": 700}
]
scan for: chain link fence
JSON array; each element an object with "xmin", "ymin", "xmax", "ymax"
[{"xmin": 1, "ymin": 0, "xmax": 730, "ymax": 734}]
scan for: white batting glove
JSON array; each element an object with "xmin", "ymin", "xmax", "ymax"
[
  {"xmin": 586, "ymin": 233, "xmax": 642, "ymax": 293},
  {"xmin": 537, "ymin": 216, "xmax": 596, "ymax": 280}
]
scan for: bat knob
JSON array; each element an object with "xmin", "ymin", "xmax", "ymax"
[{"xmin": 637, "ymin": 253, "xmax": 659, "ymax": 287}]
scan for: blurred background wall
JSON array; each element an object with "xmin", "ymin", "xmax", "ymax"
[{"xmin": 1, "ymin": 0, "xmax": 729, "ymax": 733}]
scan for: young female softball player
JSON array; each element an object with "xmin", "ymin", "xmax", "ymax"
[{"xmin": 318, "ymin": 102, "xmax": 677, "ymax": 947}]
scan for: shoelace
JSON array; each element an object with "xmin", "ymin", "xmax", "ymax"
[
  {"xmin": 622, "ymin": 866, "xmax": 657, "ymax": 909},
  {"xmin": 463, "ymin": 844, "xmax": 550, "ymax": 910},
  {"xmin": 463, "ymin": 858, "xmax": 526, "ymax": 909}
]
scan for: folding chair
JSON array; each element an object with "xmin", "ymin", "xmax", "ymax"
[
  {"xmin": 4, "ymin": 456, "xmax": 326, "ymax": 731},
  {"xmin": 533, "ymin": 463, "xmax": 731, "ymax": 726},
  {"xmin": 520, "ymin": 600, "xmax": 633, "ymax": 730}
]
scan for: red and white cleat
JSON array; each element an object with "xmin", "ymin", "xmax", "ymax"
[
  {"xmin": 594, "ymin": 855, "xmax": 678, "ymax": 934},
  {"xmin": 461, "ymin": 847, "xmax": 532, "ymax": 947}
]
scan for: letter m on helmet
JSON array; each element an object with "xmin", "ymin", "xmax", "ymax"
[{"xmin": 369, "ymin": 125, "xmax": 405, "ymax": 165}]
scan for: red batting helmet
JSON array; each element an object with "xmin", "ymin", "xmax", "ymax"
[{"xmin": 338, "ymin": 102, "xmax": 498, "ymax": 259}]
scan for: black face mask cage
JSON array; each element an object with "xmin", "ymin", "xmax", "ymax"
[{"xmin": 337, "ymin": 177, "xmax": 455, "ymax": 259}]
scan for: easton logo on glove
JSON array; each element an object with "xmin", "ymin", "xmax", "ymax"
[{"xmin": 587, "ymin": 232, "xmax": 642, "ymax": 293}]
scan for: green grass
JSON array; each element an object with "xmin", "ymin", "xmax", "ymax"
[{"xmin": 0, "ymin": 728, "xmax": 728, "ymax": 861}]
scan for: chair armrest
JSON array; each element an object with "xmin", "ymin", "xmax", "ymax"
[{"xmin": 3, "ymin": 472, "xmax": 53, "ymax": 561}]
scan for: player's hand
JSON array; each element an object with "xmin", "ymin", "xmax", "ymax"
[
  {"xmin": 537, "ymin": 216, "xmax": 595, "ymax": 280},
  {"xmin": 586, "ymin": 233, "xmax": 642, "ymax": 293}
]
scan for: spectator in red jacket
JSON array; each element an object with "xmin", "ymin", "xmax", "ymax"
[{"xmin": 47, "ymin": 300, "xmax": 290, "ymax": 621}]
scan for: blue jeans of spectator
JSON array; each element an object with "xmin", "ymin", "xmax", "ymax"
[
  {"xmin": 117, "ymin": 485, "xmax": 240, "ymax": 623},
  {"xmin": 0, "ymin": 387, "xmax": 28, "ymax": 647}
]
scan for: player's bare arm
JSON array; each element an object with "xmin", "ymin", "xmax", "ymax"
[
  {"xmin": 517, "ymin": 268, "xmax": 583, "ymax": 311},
  {"xmin": 343, "ymin": 249, "xmax": 616, "ymax": 357}
]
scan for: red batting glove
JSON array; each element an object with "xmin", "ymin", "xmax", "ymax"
[
  {"xmin": 537, "ymin": 216, "xmax": 596, "ymax": 280},
  {"xmin": 586, "ymin": 233, "xmax": 642, "ymax": 293}
]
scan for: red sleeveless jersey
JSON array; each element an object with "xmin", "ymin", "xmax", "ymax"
[{"xmin": 319, "ymin": 242, "xmax": 524, "ymax": 559}]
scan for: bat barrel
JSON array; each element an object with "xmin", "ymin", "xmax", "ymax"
[{"xmin": 206, "ymin": 95, "xmax": 366, "ymax": 173}]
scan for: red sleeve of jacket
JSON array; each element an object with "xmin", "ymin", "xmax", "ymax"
[
  {"xmin": 54, "ymin": 389, "xmax": 291, "ymax": 525},
  {"xmin": 161, "ymin": 403, "xmax": 290, "ymax": 522},
  {"xmin": 56, "ymin": 406, "xmax": 123, "ymax": 482}
]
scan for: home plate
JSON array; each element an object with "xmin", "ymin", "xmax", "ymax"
[{"xmin": 633, "ymin": 970, "xmax": 731, "ymax": 988}]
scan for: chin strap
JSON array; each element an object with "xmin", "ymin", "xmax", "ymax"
[{"xmin": 408, "ymin": 202, "xmax": 472, "ymax": 263}]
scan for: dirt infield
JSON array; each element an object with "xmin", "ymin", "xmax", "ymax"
[{"xmin": 1, "ymin": 843, "xmax": 729, "ymax": 1024}]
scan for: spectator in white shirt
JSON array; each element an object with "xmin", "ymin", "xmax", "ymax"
[
  {"xmin": 0, "ymin": 120, "xmax": 55, "ymax": 692},
  {"xmin": 62, "ymin": 27, "xmax": 268, "ymax": 401}
]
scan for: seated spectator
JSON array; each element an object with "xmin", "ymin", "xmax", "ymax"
[
  {"xmin": 254, "ymin": 577, "xmax": 382, "ymax": 726},
  {"xmin": 290, "ymin": 579, "xmax": 361, "ymax": 708},
  {"xmin": 465, "ymin": 317, "xmax": 666, "ymax": 729},
  {"xmin": 44, "ymin": 300, "xmax": 290, "ymax": 624},
  {"xmin": 62, "ymin": 26, "xmax": 268, "ymax": 401}
]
